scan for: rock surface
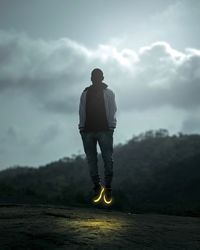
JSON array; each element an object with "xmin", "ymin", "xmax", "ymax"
[{"xmin": 0, "ymin": 204, "xmax": 200, "ymax": 249}]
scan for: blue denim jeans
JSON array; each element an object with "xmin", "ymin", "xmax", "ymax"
[{"xmin": 80, "ymin": 130, "xmax": 114, "ymax": 187}]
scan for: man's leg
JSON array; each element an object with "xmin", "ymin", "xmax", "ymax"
[
  {"xmin": 80, "ymin": 132, "xmax": 100, "ymax": 186},
  {"xmin": 97, "ymin": 130, "xmax": 114, "ymax": 188}
]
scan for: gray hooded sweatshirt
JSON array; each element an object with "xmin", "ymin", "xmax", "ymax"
[{"xmin": 78, "ymin": 83, "xmax": 117, "ymax": 132}]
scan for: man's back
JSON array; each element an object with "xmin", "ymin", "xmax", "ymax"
[
  {"xmin": 84, "ymin": 82, "xmax": 109, "ymax": 132},
  {"xmin": 79, "ymin": 83, "xmax": 117, "ymax": 132}
]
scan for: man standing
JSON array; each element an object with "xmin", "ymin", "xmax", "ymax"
[{"xmin": 78, "ymin": 68, "xmax": 117, "ymax": 205}]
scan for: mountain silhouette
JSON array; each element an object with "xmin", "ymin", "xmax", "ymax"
[{"xmin": 0, "ymin": 129, "xmax": 200, "ymax": 216}]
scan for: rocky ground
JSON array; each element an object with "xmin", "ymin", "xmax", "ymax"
[{"xmin": 0, "ymin": 204, "xmax": 200, "ymax": 250}]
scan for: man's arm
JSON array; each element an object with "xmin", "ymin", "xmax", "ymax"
[
  {"xmin": 104, "ymin": 89, "xmax": 117, "ymax": 131},
  {"xmin": 78, "ymin": 91, "xmax": 86, "ymax": 132},
  {"xmin": 109, "ymin": 91, "xmax": 117, "ymax": 130}
]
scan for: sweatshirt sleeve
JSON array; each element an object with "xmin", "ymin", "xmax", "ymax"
[
  {"xmin": 104, "ymin": 89, "xmax": 117, "ymax": 129},
  {"xmin": 109, "ymin": 90, "xmax": 117, "ymax": 129},
  {"xmin": 78, "ymin": 91, "xmax": 86, "ymax": 131}
]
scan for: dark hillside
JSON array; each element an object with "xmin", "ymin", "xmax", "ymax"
[{"xmin": 0, "ymin": 130, "xmax": 200, "ymax": 216}]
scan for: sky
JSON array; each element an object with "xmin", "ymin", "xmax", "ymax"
[{"xmin": 0, "ymin": 0, "xmax": 200, "ymax": 170}]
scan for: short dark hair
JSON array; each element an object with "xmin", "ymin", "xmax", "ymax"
[{"xmin": 91, "ymin": 68, "xmax": 104, "ymax": 82}]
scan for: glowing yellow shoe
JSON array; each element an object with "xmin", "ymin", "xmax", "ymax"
[
  {"xmin": 92, "ymin": 184, "xmax": 105, "ymax": 203},
  {"xmin": 103, "ymin": 187, "xmax": 113, "ymax": 205}
]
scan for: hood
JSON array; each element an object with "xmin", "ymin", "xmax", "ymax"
[{"xmin": 84, "ymin": 82, "xmax": 108, "ymax": 92}]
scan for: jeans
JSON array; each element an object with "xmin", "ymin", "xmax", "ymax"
[{"xmin": 80, "ymin": 130, "xmax": 114, "ymax": 187}]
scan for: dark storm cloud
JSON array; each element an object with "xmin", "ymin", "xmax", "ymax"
[
  {"xmin": 0, "ymin": 30, "xmax": 90, "ymax": 113},
  {"xmin": 43, "ymin": 96, "xmax": 78, "ymax": 114},
  {"xmin": 0, "ymin": 30, "xmax": 200, "ymax": 114}
]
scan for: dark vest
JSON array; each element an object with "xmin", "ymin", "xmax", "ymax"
[{"xmin": 84, "ymin": 82, "xmax": 109, "ymax": 132}]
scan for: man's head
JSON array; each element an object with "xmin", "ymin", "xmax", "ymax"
[{"xmin": 91, "ymin": 68, "xmax": 104, "ymax": 84}]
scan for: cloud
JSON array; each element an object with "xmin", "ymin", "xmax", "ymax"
[
  {"xmin": 0, "ymin": 125, "xmax": 30, "ymax": 167},
  {"xmin": 0, "ymin": 122, "xmax": 63, "ymax": 168},
  {"xmin": 35, "ymin": 124, "xmax": 61, "ymax": 146},
  {"xmin": 119, "ymin": 42, "xmax": 200, "ymax": 111},
  {"xmin": 182, "ymin": 114, "xmax": 200, "ymax": 134},
  {"xmin": 1, "ymin": 29, "xmax": 200, "ymax": 168},
  {"xmin": 0, "ymin": 30, "xmax": 90, "ymax": 114},
  {"xmin": 0, "ymin": 30, "xmax": 200, "ymax": 115}
]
